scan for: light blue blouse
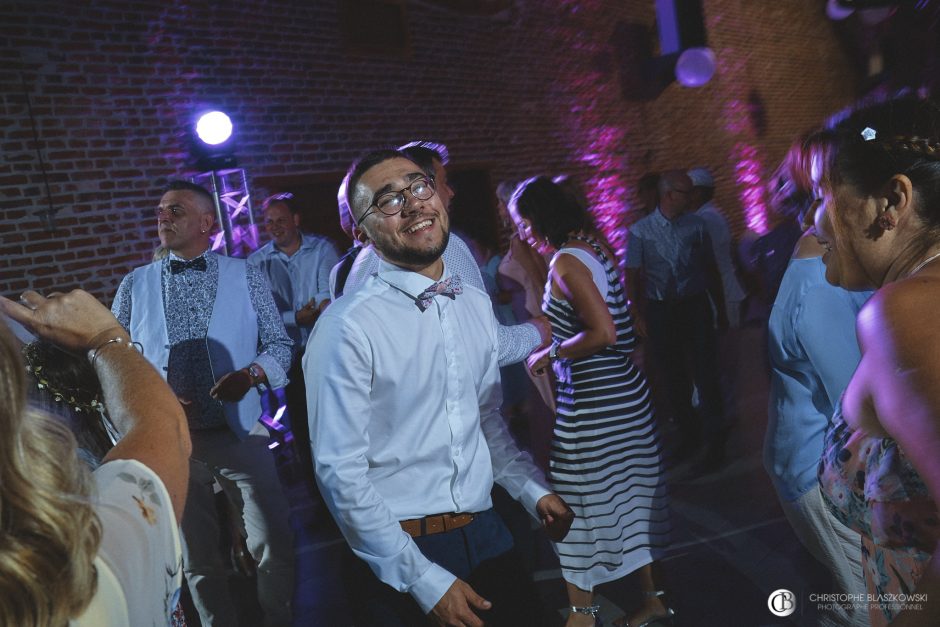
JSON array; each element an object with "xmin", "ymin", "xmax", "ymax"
[{"xmin": 763, "ymin": 256, "xmax": 872, "ymax": 502}]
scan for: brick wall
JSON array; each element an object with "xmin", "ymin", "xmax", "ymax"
[{"xmin": 0, "ymin": 0, "xmax": 858, "ymax": 303}]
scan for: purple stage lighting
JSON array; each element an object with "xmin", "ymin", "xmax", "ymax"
[{"xmin": 195, "ymin": 111, "xmax": 233, "ymax": 146}]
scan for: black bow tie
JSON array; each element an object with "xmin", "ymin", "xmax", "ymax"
[{"xmin": 170, "ymin": 257, "xmax": 208, "ymax": 274}]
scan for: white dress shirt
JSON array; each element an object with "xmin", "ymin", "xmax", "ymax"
[
  {"xmin": 304, "ymin": 260, "xmax": 550, "ymax": 613},
  {"xmin": 247, "ymin": 233, "xmax": 339, "ymax": 349},
  {"xmin": 339, "ymin": 233, "xmax": 542, "ymax": 367}
]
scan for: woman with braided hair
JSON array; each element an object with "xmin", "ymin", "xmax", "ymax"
[{"xmin": 810, "ymin": 94, "xmax": 940, "ymax": 626}]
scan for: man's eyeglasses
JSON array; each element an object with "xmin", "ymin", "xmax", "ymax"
[{"xmin": 357, "ymin": 177, "xmax": 436, "ymax": 224}]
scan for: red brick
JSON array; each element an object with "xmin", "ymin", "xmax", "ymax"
[{"xmin": 0, "ymin": 0, "xmax": 861, "ymax": 301}]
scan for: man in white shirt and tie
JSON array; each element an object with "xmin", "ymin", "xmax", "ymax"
[{"xmin": 304, "ymin": 149, "xmax": 573, "ymax": 627}]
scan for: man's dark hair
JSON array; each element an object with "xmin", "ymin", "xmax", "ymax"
[
  {"xmin": 510, "ymin": 175, "xmax": 597, "ymax": 249},
  {"xmin": 398, "ymin": 140, "xmax": 449, "ymax": 178},
  {"xmin": 164, "ymin": 180, "xmax": 215, "ymax": 213},
  {"xmin": 345, "ymin": 148, "xmax": 412, "ymax": 222},
  {"xmin": 262, "ymin": 192, "xmax": 300, "ymax": 215}
]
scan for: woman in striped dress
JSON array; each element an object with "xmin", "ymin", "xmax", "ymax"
[{"xmin": 509, "ymin": 176, "xmax": 672, "ymax": 627}]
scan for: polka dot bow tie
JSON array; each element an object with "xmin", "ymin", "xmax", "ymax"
[{"xmin": 415, "ymin": 275, "xmax": 463, "ymax": 311}]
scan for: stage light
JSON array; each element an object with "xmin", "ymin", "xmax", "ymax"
[
  {"xmin": 195, "ymin": 111, "xmax": 233, "ymax": 146},
  {"xmin": 190, "ymin": 109, "xmax": 238, "ymax": 172}
]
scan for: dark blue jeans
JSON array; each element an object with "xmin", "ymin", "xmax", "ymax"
[{"xmin": 343, "ymin": 508, "xmax": 545, "ymax": 626}]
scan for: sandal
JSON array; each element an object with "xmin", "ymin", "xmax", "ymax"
[{"xmin": 613, "ymin": 590, "xmax": 675, "ymax": 627}]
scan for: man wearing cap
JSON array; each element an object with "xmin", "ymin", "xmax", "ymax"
[
  {"xmin": 306, "ymin": 149, "xmax": 573, "ymax": 627},
  {"xmin": 687, "ymin": 167, "xmax": 746, "ymax": 327}
]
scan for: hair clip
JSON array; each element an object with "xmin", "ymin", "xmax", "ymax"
[
  {"xmin": 273, "ymin": 192, "xmax": 294, "ymax": 200},
  {"xmin": 861, "ymin": 127, "xmax": 877, "ymax": 141}
]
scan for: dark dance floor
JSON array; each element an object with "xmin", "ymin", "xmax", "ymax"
[{"xmin": 201, "ymin": 324, "xmax": 833, "ymax": 627}]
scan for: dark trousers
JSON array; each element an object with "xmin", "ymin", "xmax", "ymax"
[
  {"xmin": 284, "ymin": 350, "xmax": 313, "ymax": 480},
  {"xmin": 646, "ymin": 292, "xmax": 726, "ymax": 448},
  {"xmin": 342, "ymin": 509, "xmax": 545, "ymax": 626}
]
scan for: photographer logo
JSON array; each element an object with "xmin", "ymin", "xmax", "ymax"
[{"xmin": 769, "ymin": 589, "xmax": 796, "ymax": 617}]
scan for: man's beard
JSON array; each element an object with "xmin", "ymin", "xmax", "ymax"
[{"xmin": 382, "ymin": 228, "xmax": 450, "ymax": 268}]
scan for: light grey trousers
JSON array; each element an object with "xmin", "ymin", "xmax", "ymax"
[
  {"xmin": 780, "ymin": 484, "xmax": 869, "ymax": 627},
  {"xmin": 181, "ymin": 422, "xmax": 295, "ymax": 627}
]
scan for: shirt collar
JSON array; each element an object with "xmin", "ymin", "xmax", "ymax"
[
  {"xmin": 166, "ymin": 249, "xmax": 211, "ymax": 263},
  {"xmin": 273, "ymin": 233, "xmax": 317, "ymax": 256},
  {"xmin": 653, "ymin": 207, "xmax": 692, "ymax": 227},
  {"xmin": 376, "ymin": 259, "xmax": 451, "ymax": 298},
  {"xmin": 652, "ymin": 207, "xmax": 671, "ymax": 227}
]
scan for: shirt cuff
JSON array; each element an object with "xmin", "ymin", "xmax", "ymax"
[
  {"xmin": 408, "ymin": 562, "xmax": 457, "ymax": 615},
  {"xmin": 518, "ymin": 477, "xmax": 552, "ymax": 517},
  {"xmin": 253, "ymin": 353, "xmax": 288, "ymax": 389}
]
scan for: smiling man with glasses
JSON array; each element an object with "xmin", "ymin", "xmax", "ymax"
[
  {"xmin": 335, "ymin": 141, "xmax": 551, "ymax": 369},
  {"xmin": 305, "ymin": 149, "xmax": 573, "ymax": 627}
]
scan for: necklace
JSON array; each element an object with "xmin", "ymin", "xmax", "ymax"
[{"xmin": 908, "ymin": 251, "xmax": 940, "ymax": 277}]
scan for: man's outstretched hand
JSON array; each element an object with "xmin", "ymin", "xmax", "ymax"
[{"xmin": 429, "ymin": 579, "xmax": 491, "ymax": 627}]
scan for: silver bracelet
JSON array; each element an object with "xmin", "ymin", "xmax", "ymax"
[
  {"xmin": 88, "ymin": 337, "xmax": 142, "ymax": 367},
  {"xmin": 570, "ymin": 604, "xmax": 600, "ymax": 616}
]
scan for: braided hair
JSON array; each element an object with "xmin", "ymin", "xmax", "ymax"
[{"xmin": 807, "ymin": 95, "xmax": 940, "ymax": 233}]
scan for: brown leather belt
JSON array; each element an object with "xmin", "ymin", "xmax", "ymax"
[{"xmin": 400, "ymin": 512, "xmax": 475, "ymax": 538}]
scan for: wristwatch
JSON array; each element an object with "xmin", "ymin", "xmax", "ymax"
[
  {"xmin": 548, "ymin": 340, "xmax": 561, "ymax": 362},
  {"xmin": 246, "ymin": 363, "xmax": 263, "ymax": 386}
]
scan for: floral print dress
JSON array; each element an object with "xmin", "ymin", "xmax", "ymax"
[
  {"xmin": 71, "ymin": 459, "xmax": 185, "ymax": 627},
  {"xmin": 818, "ymin": 401, "xmax": 940, "ymax": 626}
]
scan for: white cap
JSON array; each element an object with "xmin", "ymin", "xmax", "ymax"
[{"xmin": 688, "ymin": 167, "xmax": 714, "ymax": 188}]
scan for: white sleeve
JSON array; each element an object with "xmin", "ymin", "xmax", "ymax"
[
  {"xmin": 478, "ymin": 305, "xmax": 551, "ymax": 514},
  {"xmin": 83, "ymin": 459, "xmax": 183, "ymax": 626}
]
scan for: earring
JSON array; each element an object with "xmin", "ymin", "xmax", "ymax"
[
  {"xmin": 876, "ymin": 211, "xmax": 896, "ymax": 231},
  {"xmin": 201, "ymin": 229, "xmax": 207, "ymax": 233}
]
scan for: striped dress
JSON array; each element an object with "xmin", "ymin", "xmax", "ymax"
[{"xmin": 544, "ymin": 236, "xmax": 670, "ymax": 590}]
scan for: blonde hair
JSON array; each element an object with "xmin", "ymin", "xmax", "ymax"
[{"xmin": 0, "ymin": 323, "xmax": 101, "ymax": 626}]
